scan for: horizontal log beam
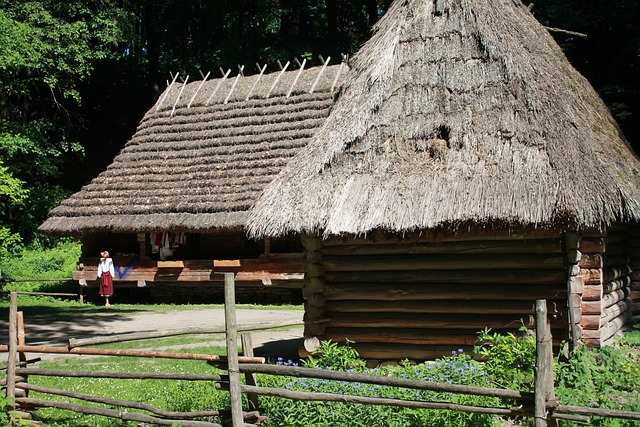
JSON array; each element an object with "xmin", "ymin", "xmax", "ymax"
[
  {"xmin": 581, "ymin": 285, "xmax": 602, "ymax": 301},
  {"xmin": 322, "ymin": 313, "xmax": 566, "ymax": 330},
  {"xmin": 16, "ymin": 367, "xmax": 222, "ymax": 381},
  {"xmin": 320, "ymin": 327, "xmax": 566, "ymax": 346},
  {"xmin": 324, "ymin": 283, "xmax": 566, "ymax": 301},
  {"xmin": 321, "ymin": 254, "xmax": 564, "ymax": 272},
  {"xmin": 578, "ymin": 238, "xmax": 604, "ymax": 253},
  {"xmin": 18, "ymin": 382, "xmax": 225, "ymax": 419},
  {"xmin": 68, "ymin": 320, "xmax": 303, "ymax": 348},
  {"xmin": 321, "ymin": 240, "xmax": 563, "ymax": 256},
  {"xmin": 602, "ymin": 298, "xmax": 632, "ymax": 323},
  {"xmin": 238, "ymin": 363, "xmax": 531, "ymax": 400},
  {"xmin": 0, "ymin": 345, "xmax": 264, "ymax": 363},
  {"xmin": 15, "ymin": 397, "xmax": 221, "ymax": 427},
  {"xmin": 604, "ymin": 256, "xmax": 630, "ymax": 268},
  {"xmin": 325, "ymin": 300, "xmax": 564, "ymax": 315},
  {"xmin": 578, "ymin": 254, "xmax": 603, "ymax": 269},
  {"xmin": 602, "ymin": 289, "xmax": 630, "ymax": 310},
  {"xmin": 322, "ymin": 228, "xmax": 561, "ymax": 246},
  {"xmin": 603, "ymin": 276, "xmax": 631, "ymax": 294},
  {"xmin": 579, "ymin": 315, "xmax": 600, "ymax": 330},
  {"xmin": 237, "ymin": 385, "xmax": 521, "ymax": 416},
  {"xmin": 324, "ymin": 269, "xmax": 566, "ymax": 285}
]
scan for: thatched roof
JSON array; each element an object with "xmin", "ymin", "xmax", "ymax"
[
  {"xmin": 40, "ymin": 63, "xmax": 347, "ymax": 235},
  {"xmin": 248, "ymin": 0, "xmax": 640, "ymax": 238}
]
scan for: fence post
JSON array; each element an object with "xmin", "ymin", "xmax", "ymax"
[
  {"xmin": 535, "ymin": 299, "xmax": 554, "ymax": 427},
  {"xmin": 224, "ymin": 272, "xmax": 244, "ymax": 427},
  {"xmin": 241, "ymin": 333, "xmax": 260, "ymax": 410},
  {"xmin": 7, "ymin": 292, "xmax": 18, "ymax": 410}
]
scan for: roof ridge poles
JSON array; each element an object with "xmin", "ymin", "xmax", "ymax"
[
  {"xmin": 310, "ymin": 56, "xmax": 331, "ymax": 94},
  {"xmin": 206, "ymin": 68, "xmax": 232, "ymax": 106},
  {"xmin": 224, "ymin": 65, "xmax": 245, "ymax": 104},
  {"xmin": 170, "ymin": 75, "xmax": 189, "ymax": 117},
  {"xmin": 155, "ymin": 72, "xmax": 180, "ymax": 112},
  {"xmin": 266, "ymin": 61, "xmax": 290, "ymax": 99},
  {"xmin": 331, "ymin": 58, "xmax": 346, "ymax": 93},
  {"xmin": 246, "ymin": 64, "xmax": 268, "ymax": 101},
  {"xmin": 286, "ymin": 58, "xmax": 307, "ymax": 98},
  {"xmin": 187, "ymin": 71, "xmax": 211, "ymax": 108}
]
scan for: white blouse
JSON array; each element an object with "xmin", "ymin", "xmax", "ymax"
[{"xmin": 97, "ymin": 258, "xmax": 115, "ymax": 278}]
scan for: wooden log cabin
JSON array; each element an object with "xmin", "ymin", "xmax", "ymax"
[
  {"xmin": 247, "ymin": 0, "xmax": 640, "ymax": 360},
  {"xmin": 39, "ymin": 61, "xmax": 348, "ymax": 303}
]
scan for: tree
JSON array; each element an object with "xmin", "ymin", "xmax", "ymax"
[{"xmin": 0, "ymin": 1, "xmax": 123, "ymax": 247}]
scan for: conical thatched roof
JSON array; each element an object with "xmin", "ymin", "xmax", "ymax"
[
  {"xmin": 248, "ymin": 0, "xmax": 640, "ymax": 238},
  {"xmin": 40, "ymin": 63, "xmax": 347, "ymax": 235}
]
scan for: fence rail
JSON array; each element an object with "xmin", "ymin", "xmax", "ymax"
[{"xmin": 2, "ymin": 289, "xmax": 640, "ymax": 426}]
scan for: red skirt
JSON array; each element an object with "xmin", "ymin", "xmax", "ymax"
[{"xmin": 100, "ymin": 271, "xmax": 113, "ymax": 297}]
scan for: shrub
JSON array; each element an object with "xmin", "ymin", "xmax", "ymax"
[
  {"xmin": 474, "ymin": 326, "xmax": 536, "ymax": 391},
  {"xmin": 0, "ymin": 239, "xmax": 80, "ymax": 295},
  {"xmin": 258, "ymin": 342, "xmax": 502, "ymax": 427},
  {"xmin": 556, "ymin": 343, "xmax": 640, "ymax": 427}
]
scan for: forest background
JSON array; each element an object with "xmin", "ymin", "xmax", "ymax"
[{"xmin": 0, "ymin": 0, "xmax": 639, "ymax": 259}]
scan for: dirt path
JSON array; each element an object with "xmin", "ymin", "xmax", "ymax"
[{"xmin": 1, "ymin": 307, "xmax": 304, "ymax": 362}]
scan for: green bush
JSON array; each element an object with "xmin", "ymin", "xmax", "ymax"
[
  {"xmin": 0, "ymin": 238, "xmax": 80, "ymax": 294},
  {"xmin": 556, "ymin": 343, "xmax": 640, "ymax": 427},
  {"xmin": 257, "ymin": 343, "xmax": 502, "ymax": 427},
  {"xmin": 474, "ymin": 326, "xmax": 536, "ymax": 392}
]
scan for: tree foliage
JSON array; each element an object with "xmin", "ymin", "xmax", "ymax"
[{"xmin": 0, "ymin": 0, "xmax": 123, "ymax": 248}]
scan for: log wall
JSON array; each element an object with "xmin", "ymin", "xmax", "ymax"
[
  {"xmin": 579, "ymin": 225, "xmax": 634, "ymax": 347},
  {"xmin": 301, "ymin": 229, "xmax": 569, "ymax": 361},
  {"xmin": 631, "ymin": 224, "xmax": 640, "ymax": 319}
]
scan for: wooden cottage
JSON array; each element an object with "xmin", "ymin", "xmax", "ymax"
[
  {"xmin": 247, "ymin": 0, "xmax": 640, "ymax": 360},
  {"xmin": 39, "ymin": 62, "xmax": 348, "ymax": 303}
]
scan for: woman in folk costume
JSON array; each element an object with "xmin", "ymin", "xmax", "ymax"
[{"xmin": 97, "ymin": 250, "xmax": 114, "ymax": 306}]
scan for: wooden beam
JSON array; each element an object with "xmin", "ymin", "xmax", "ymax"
[
  {"xmin": 321, "ymin": 253, "xmax": 564, "ymax": 272},
  {"xmin": 325, "ymin": 300, "xmax": 564, "ymax": 315},
  {"xmin": 324, "ymin": 283, "xmax": 566, "ymax": 301},
  {"xmin": 324, "ymin": 269, "xmax": 565, "ymax": 285}
]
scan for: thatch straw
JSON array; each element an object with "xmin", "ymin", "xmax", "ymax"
[
  {"xmin": 247, "ymin": 0, "xmax": 640, "ymax": 238},
  {"xmin": 39, "ymin": 64, "xmax": 347, "ymax": 235}
]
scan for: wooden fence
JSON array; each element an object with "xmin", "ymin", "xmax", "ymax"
[{"xmin": 2, "ymin": 283, "xmax": 640, "ymax": 426}]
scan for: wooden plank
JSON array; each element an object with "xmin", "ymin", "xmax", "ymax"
[
  {"xmin": 157, "ymin": 261, "xmax": 184, "ymax": 268},
  {"xmin": 214, "ymin": 260, "xmax": 241, "ymax": 267}
]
